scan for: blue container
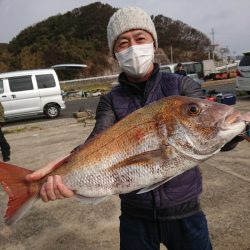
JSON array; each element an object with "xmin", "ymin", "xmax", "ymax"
[{"xmin": 216, "ymin": 93, "xmax": 236, "ymax": 105}]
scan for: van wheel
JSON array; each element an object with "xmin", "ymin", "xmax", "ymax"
[{"xmin": 44, "ymin": 104, "xmax": 60, "ymax": 118}]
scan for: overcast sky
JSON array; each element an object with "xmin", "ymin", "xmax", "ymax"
[{"xmin": 0, "ymin": 0, "xmax": 249, "ymax": 56}]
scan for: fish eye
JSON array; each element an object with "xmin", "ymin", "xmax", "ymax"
[{"xmin": 188, "ymin": 103, "xmax": 200, "ymax": 116}]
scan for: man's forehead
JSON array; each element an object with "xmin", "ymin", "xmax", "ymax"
[{"xmin": 117, "ymin": 29, "xmax": 151, "ymax": 40}]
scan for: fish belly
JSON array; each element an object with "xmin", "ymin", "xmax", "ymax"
[{"xmin": 62, "ymin": 144, "xmax": 197, "ymax": 197}]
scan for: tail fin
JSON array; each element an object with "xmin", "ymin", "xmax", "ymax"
[{"xmin": 0, "ymin": 162, "xmax": 40, "ymax": 225}]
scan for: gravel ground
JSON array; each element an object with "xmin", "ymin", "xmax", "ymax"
[{"xmin": 0, "ymin": 99, "xmax": 250, "ymax": 250}]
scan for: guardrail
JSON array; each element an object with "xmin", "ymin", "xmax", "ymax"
[{"xmin": 60, "ymin": 74, "xmax": 119, "ymax": 89}]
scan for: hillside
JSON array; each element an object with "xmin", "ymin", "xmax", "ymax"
[{"xmin": 0, "ymin": 2, "xmax": 211, "ymax": 79}]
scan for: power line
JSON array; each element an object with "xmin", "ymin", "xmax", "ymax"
[{"xmin": 210, "ymin": 28, "xmax": 215, "ymax": 60}]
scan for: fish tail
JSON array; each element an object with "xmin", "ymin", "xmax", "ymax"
[{"xmin": 0, "ymin": 161, "xmax": 40, "ymax": 225}]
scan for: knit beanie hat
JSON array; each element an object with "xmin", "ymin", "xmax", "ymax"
[{"xmin": 107, "ymin": 7, "xmax": 158, "ymax": 54}]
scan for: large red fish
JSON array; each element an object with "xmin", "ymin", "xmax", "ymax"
[{"xmin": 0, "ymin": 96, "xmax": 249, "ymax": 225}]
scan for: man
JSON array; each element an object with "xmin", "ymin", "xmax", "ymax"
[
  {"xmin": 26, "ymin": 7, "xmax": 247, "ymax": 250},
  {"xmin": 0, "ymin": 102, "xmax": 10, "ymax": 162},
  {"xmin": 175, "ymin": 63, "xmax": 187, "ymax": 76}
]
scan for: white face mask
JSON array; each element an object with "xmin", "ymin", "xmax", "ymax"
[{"xmin": 115, "ymin": 43, "xmax": 155, "ymax": 78}]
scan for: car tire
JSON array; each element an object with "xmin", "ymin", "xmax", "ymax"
[{"xmin": 44, "ymin": 104, "xmax": 60, "ymax": 119}]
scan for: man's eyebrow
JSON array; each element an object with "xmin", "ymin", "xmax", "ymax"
[
  {"xmin": 116, "ymin": 36, "xmax": 128, "ymax": 41},
  {"xmin": 118, "ymin": 30, "xmax": 147, "ymax": 40}
]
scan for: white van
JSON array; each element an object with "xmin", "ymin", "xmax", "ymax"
[
  {"xmin": 236, "ymin": 51, "xmax": 250, "ymax": 93},
  {"xmin": 0, "ymin": 68, "xmax": 66, "ymax": 119}
]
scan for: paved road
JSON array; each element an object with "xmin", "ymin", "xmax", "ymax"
[
  {"xmin": 202, "ymin": 79, "xmax": 236, "ymax": 94},
  {"xmin": 1, "ymin": 87, "xmax": 250, "ymax": 250},
  {"xmin": 64, "ymin": 80, "xmax": 237, "ymax": 116},
  {"xmin": 62, "ymin": 96, "xmax": 100, "ymax": 116},
  {"xmin": 5, "ymin": 97, "xmax": 100, "ymax": 127}
]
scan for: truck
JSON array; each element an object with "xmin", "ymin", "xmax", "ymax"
[
  {"xmin": 203, "ymin": 59, "xmax": 237, "ymax": 81},
  {"xmin": 160, "ymin": 60, "xmax": 238, "ymax": 82}
]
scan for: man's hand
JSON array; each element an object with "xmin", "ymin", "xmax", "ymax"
[
  {"xmin": 25, "ymin": 155, "xmax": 74, "ymax": 202},
  {"xmin": 242, "ymin": 134, "xmax": 250, "ymax": 142},
  {"xmin": 242, "ymin": 124, "xmax": 250, "ymax": 142}
]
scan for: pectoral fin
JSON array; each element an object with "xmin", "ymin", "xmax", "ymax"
[
  {"xmin": 137, "ymin": 169, "xmax": 187, "ymax": 194},
  {"xmin": 109, "ymin": 145, "xmax": 171, "ymax": 171},
  {"xmin": 75, "ymin": 194, "xmax": 110, "ymax": 205},
  {"xmin": 136, "ymin": 179, "xmax": 170, "ymax": 194}
]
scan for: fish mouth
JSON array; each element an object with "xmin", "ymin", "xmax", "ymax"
[
  {"xmin": 224, "ymin": 110, "xmax": 250, "ymax": 125},
  {"xmin": 225, "ymin": 111, "xmax": 242, "ymax": 124},
  {"xmin": 240, "ymin": 112, "xmax": 250, "ymax": 123},
  {"xmin": 218, "ymin": 110, "xmax": 243, "ymax": 130}
]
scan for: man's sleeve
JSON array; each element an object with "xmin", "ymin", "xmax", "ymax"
[
  {"xmin": 179, "ymin": 76, "xmax": 205, "ymax": 98},
  {"xmin": 86, "ymin": 94, "xmax": 117, "ymax": 142}
]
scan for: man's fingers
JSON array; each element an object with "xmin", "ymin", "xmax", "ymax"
[
  {"xmin": 45, "ymin": 176, "xmax": 57, "ymax": 201},
  {"xmin": 40, "ymin": 184, "xmax": 49, "ymax": 203},
  {"xmin": 39, "ymin": 175, "xmax": 73, "ymax": 203},
  {"xmin": 57, "ymin": 182, "xmax": 74, "ymax": 198},
  {"xmin": 53, "ymin": 175, "xmax": 66, "ymax": 199},
  {"xmin": 242, "ymin": 134, "xmax": 250, "ymax": 142}
]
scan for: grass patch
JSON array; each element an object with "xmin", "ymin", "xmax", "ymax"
[
  {"xmin": 61, "ymin": 81, "xmax": 113, "ymax": 93},
  {"xmin": 235, "ymin": 90, "xmax": 250, "ymax": 97},
  {"xmin": 3, "ymin": 125, "xmax": 41, "ymax": 134}
]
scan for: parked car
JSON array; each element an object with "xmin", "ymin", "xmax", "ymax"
[
  {"xmin": 0, "ymin": 68, "xmax": 66, "ymax": 119},
  {"xmin": 236, "ymin": 51, "xmax": 250, "ymax": 94}
]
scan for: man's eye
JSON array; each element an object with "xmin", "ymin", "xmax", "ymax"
[
  {"xmin": 137, "ymin": 37, "xmax": 145, "ymax": 41},
  {"xmin": 119, "ymin": 41, "xmax": 128, "ymax": 47}
]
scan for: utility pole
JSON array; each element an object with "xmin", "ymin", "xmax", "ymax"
[
  {"xmin": 170, "ymin": 45, "xmax": 173, "ymax": 64},
  {"xmin": 210, "ymin": 28, "xmax": 215, "ymax": 60}
]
